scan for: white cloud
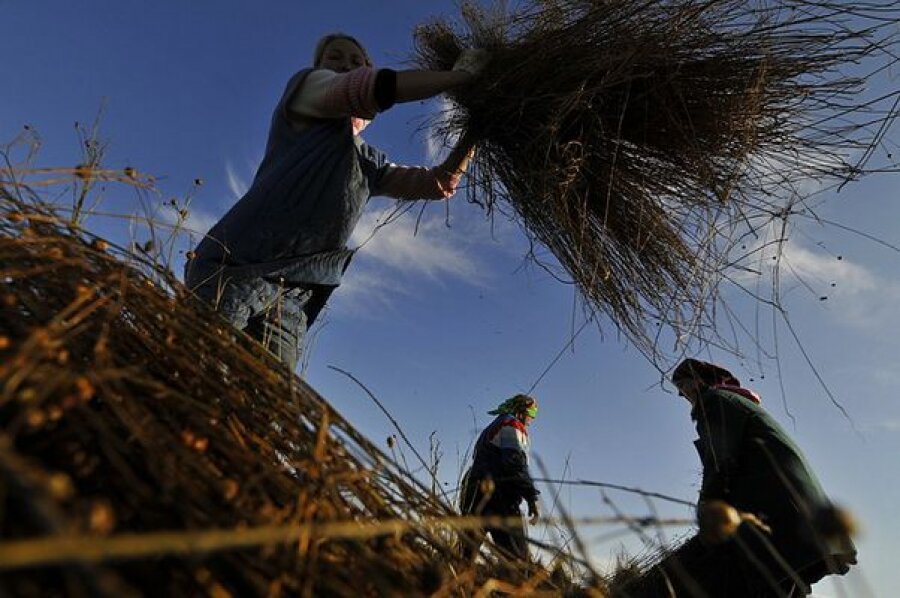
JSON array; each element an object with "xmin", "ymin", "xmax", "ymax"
[
  {"xmin": 779, "ymin": 243, "xmax": 900, "ymax": 332},
  {"xmin": 152, "ymin": 202, "xmax": 219, "ymax": 239},
  {"xmin": 728, "ymin": 216, "xmax": 900, "ymax": 335},
  {"xmin": 349, "ymin": 206, "xmax": 482, "ymax": 281},
  {"xmin": 330, "ymin": 205, "xmax": 488, "ymax": 315},
  {"xmin": 328, "ymin": 265, "xmax": 409, "ymax": 318},
  {"xmin": 178, "ymin": 205, "xmax": 220, "ymax": 237},
  {"xmin": 870, "ymin": 419, "xmax": 900, "ymax": 433},
  {"xmin": 223, "ymin": 150, "xmax": 263, "ymax": 204},
  {"xmin": 120, "ymin": 156, "xmax": 256, "ymax": 243},
  {"xmin": 867, "ymin": 366, "xmax": 900, "ymax": 388},
  {"xmin": 225, "ymin": 159, "xmax": 254, "ymax": 200},
  {"xmin": 781, "ymin": 243, "xmax": 876, "ymax": 293}
]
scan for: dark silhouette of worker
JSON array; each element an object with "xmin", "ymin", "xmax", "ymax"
[{"xmin": 459, "ymin": 394, "xmax": 540, "ymax": 561}]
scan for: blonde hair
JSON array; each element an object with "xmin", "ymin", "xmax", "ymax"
[{"xmin": 313, "ymin": 33, "xmax": 372, "ymax": 67}]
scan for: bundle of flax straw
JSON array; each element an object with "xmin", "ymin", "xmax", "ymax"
[{"xmin": 416, "ymin": 0, "xmax": 900, "ymax": 358}]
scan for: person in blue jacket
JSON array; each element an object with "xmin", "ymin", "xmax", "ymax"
[
  {"xmin": 459, "ymin": 394, "xmax": 540, "ymax": 561},
  {"xmin": 630, "ymin": 359, "xmax": 857, "ymax": 597},
  {"xmin": 185, "ymin": 33, "xmax": 484, "ymax": 370}
]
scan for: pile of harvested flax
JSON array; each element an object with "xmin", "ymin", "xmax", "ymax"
[{"xmin": 0, "ymin": 191, "xmax": 569, "ymax": 596}]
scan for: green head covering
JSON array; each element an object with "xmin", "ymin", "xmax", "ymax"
[{"xmin": 488, "ymin": 394, "xmax": 538, "ymax": 418}]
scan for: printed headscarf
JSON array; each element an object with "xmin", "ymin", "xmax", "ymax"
[
  {"xmin": 488, "ymin": 394, "xmax": 538, "ymax": 418},
  {"xmin": 672, "ymin": 358, "xmax": 760, "ymax": 404}
]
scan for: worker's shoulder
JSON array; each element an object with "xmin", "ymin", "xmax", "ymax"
[
  {"xmin": 700, "ymin": 387, "xmax": 761, "ymax": 414},
  {"xmin": 494, "ymin": 414, "xmax": 527, "ymax": 433}
]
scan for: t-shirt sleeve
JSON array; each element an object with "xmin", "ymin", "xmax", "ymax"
[{"xmin": 287, "ymin": 68, "xmax": 380, "ymax": 120}]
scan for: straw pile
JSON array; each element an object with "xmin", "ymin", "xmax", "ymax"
[
  {"xmin": 416, "ymin": 0, "xmax": 900, "ymax": 360},
  {"xmin": 0, "ymin": 190, "xmax": 569, "ymax": 596}
]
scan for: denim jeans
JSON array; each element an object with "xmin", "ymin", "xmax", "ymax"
[{"xmin": 194, "ymin": 277, "xmax": 315, "ymax": 372}]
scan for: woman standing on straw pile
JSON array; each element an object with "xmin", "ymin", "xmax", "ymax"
[
  {"xmin": 185, "ymin": 34, "xmax": 486, "ymax": 370},
  {"xmin": 628, "ymin": 359, "xmax": 857, "ymax": 597},
  {"xmin": 459, "ymin": 394, "xmax": 540, "ymax": 561}
]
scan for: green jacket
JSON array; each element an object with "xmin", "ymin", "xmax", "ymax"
[{"xmin": 692, "ymin": 387, "xmax": 855, "ymax": 576}]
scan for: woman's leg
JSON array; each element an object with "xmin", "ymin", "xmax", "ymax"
[
  {"xmin": 245, "ymin": 286, "xmax": 313, "ymax": 372},
  {"xmin": 197, "ymin": 277, "xmax": 311, "ymax": 372},
  {"xmin": 478, "ymin": 495, "xmax": 528, "ymax": 561},
  {"xmin": 458, "ymin": 470, "xmax": 487, "ymax": 561},
  {"xmin": 487, "ymin": 525, "xmax": 528, "ymax": 560}
]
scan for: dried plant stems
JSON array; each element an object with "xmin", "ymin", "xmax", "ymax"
[
  {"xmin": 416, "ymin": 0, "xmax": 900, "ymax": 363},
  {"xmin": 0, "ymin": 187, "xmax": 586, "ymax": 595},
  {"xmin": 0, "ymin": 514, "xmax": 693, "ymax": 571}
]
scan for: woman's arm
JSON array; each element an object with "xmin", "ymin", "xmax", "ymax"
[
  {"xmin": 695, "ymin": 391, "xmax": 750, "ymax": 502},
  {"xmin": 438, "ymin": 132, "xmax": 476, "ymax": 178},
  {"xmin": 493, "ymin": 420, "xmax": 540, "ymax": 503},
  {"xmin": 290, "ymin": 49, "xmax": 487, "ymax": 120},
  {"xmin": 289, "ymin": 68, "xmax": 473, "ymax": 121},
  {"xmin": 394, "ymin": 70, "xmax": 472, "ymax": 103},
  {"xmin": 288, "ymin": 68, "xmax": 380, "ymax": 120},
  {"xmin": 374, "ymin": 134, "xmax": 476, "ymax": 201}
]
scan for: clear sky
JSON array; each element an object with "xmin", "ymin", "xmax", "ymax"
[{"xmin": 3, "ymin": 2, "xmax": 899, "ymax": 595}]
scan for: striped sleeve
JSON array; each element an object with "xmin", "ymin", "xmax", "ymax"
[{"xmin": 289, "ymin": 68, "xmax": 379, "ymax": 120}]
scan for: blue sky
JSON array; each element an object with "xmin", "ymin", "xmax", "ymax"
[{"xmin": 3, "ymin": 1, "xmax": 899, "ymax": 595}]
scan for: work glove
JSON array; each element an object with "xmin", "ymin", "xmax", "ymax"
[
  {"xmin": 527, "ymin": 500, "xmax": 540, "ymax": 525},
  {"xmin": 452, "ymin": 48, "xmax": 491, "ymax": 77}
]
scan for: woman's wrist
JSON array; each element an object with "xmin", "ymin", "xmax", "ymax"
[
  {"xmin": 394, "ymin": 70, "xmax": 472, "ymax": 103},
  {"xmin": 441, "ymin": 138, "xmax": 476, "ymax": 175}
]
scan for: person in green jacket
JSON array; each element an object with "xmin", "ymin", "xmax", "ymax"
[{"xmin": 629, "ymin": 359, "xmax": 856, "ymax": 597}]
